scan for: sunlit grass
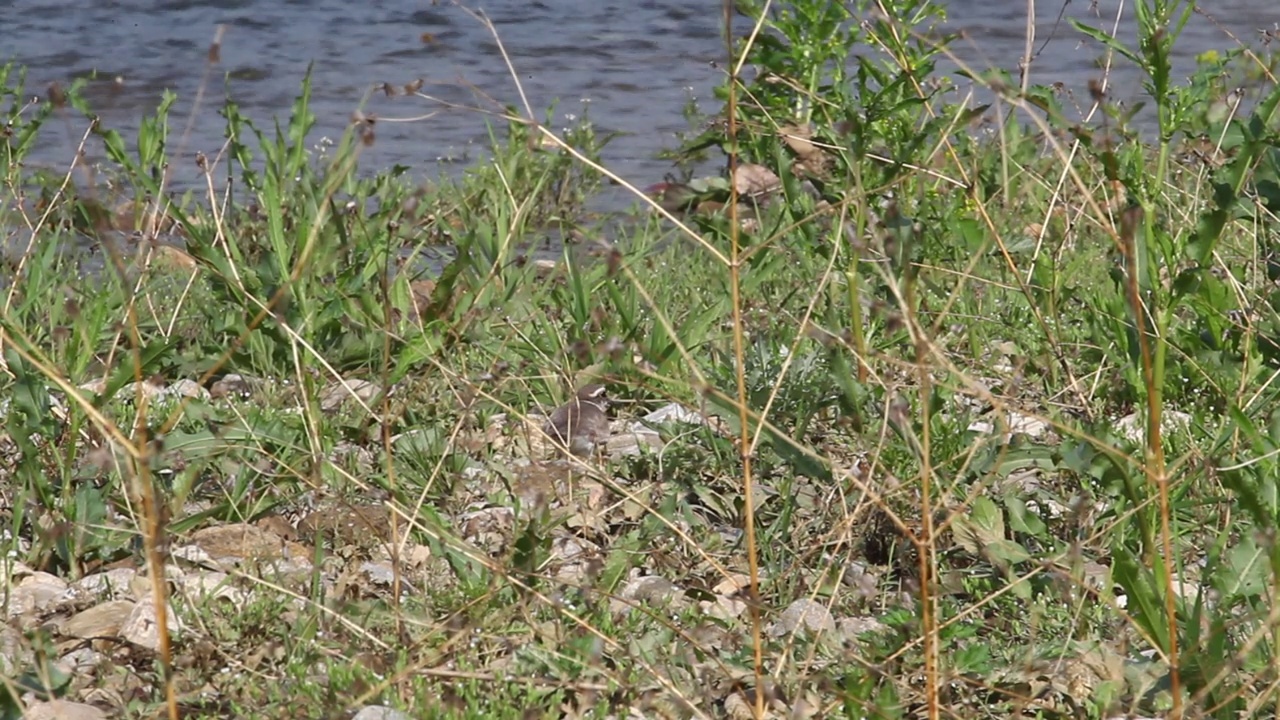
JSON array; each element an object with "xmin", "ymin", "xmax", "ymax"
[{"xmin": 3, "ymin": 0, "xmax": 1280, "ymax": 717}]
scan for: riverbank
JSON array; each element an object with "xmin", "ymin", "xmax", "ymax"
[{"xmin": 3, "ymin": 1, "xmax": 1280, "ymax": 717}]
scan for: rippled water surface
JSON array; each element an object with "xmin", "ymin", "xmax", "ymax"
[{"xmin": 4, "ymin": 0, "xmax": 1278, "ymax": 195}]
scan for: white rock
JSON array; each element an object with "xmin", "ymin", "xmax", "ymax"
[
  {"xmin": 74, "ymin": 568, "xmax": 139, "ymax": 600},
  {"xmin": 768, "ymin": 599, "xmax": 836, "ymax": 637},
  {"xmin": 712, "ymin": 574, "xmax": 752, "ymax": 595},
  {"xmin": 352, "ymin": 707, "xmax": 412, "ymax": 720},
  {"xmin": 60, "ymin": 600, "xmax": 136, "ymax": 640},
  {"xmin": 320, "ymin": 378, "xmax": 381, "ymax": 412},
  {"xmin": 0, "ymin": 625, "xmax": 29, "ymax": 675},
  {"xmin": 968, "ymin": 410, "xmax": 1048, "ymax": 440},
  {"xmin": 167, "ymin": 379, "xmax": 209, "ymax": 400},
  {"xmin": 57, "ymin": 646, "xmax": 105, "ymax": 675},
  {"xmin": 550, "ymin": 536, "xmax": 593, "ymax": 563},
  {"xmin": 700, "ymin": 594, "xmax": 747, "ymax": 620},
  {"xmin": 615, "ymin": 575, "xmax": 683, "ymax": 611},
  {"xmin": 643, "ymin": 402, "xmax": 708, "ymax": 425},
  {"xmin": 837, "ymin": 616, "xmax": 889, "ymax": 642},
  {"xmin": 1115, "ymin": 410, "xmax": 1192, "ymax": 444},
  {"xmin": 358, "ymin": 562, "xmax": 402, "ymax": 588},
  {"xmin": 6, "ymin": 572, "xmax": 72, "ymax": 618},
  {"xmin": 174, "ymin": 570, "xmax": 247, "ymax": 605},
  {"xmin": 22, "ymin": 700, "xmax": 107, "ymax": 720},
  {"xmin": 120, "ymin": 601, "xmax": 183, "ymax": 650},
  {"xmin": 605, "ymin": 423, "xmax": 663, "ymax": 457}
]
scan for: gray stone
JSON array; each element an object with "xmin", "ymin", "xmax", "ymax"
[
  {"xmin": 22, "ymin": 700, "xmax": 107, "ymax": 720},
  {"xmin": 768, "ymin": 598, "xmax": 836, "ymax": 637},
  {"xmin": 352, "ymin": 706, "xmax": 412, "ymax": 720}
]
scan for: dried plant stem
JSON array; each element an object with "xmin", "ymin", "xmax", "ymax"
[
  {"xmin": 1120, "ymin": 204, "xmax": 1182, "ymax": 716},
  {"xmin": 722, "ymin": 0, "xmax": 766, "ymax": 716}
]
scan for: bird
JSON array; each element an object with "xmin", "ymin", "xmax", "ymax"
[{"xmin": 542, "ymin": 384, "xmax": 610, "ymax": 457}]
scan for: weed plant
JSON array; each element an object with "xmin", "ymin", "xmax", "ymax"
[{"xmin": 2, "ymin": 0, "xmax": 1280, "ymax": 718}]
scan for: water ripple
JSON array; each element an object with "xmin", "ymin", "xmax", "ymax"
[{"xmin": 1, "ymin": 0, "xmax": 1274, "ymax": 203}]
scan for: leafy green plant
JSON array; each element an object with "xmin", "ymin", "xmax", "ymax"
[{"xmin": 0, "ymin": 63, "xmax": 58, "ymax": 174}]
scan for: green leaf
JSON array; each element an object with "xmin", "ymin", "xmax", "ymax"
[
  {"xmin": 952, "ymin": 496, "xmax": 1004, "ymax": 555},
  {"xmin": 98, "ymin": 128, "xmax": 130, "ymax": 167},
  {"xmin": 5, "ymin": 347, "xmax": 51, "ymax": 424},
  {"xmin": 1003, "ymin": 494, "xmax": 1047, "ymax": 537},
  {"xmin": 1171, "ymin": 267, "xmax": 1203, "ymax": 298},
  {"xmin": 956, "ymin": 218, "xmax": 985, "ymax": 253},
  {"xmin": 986, "ymin": 538, "xmax": 1032, "ymax": 566},
  {"xmin": 1221, "ymin": 534, "xmax": 1268, "ymax": 599},
  {"xmin": 1112, "ymin": 549, "xmax": 1172, "ymax": 652},
  {"xmin": 96, "ymin": 339, "xmax": 177, "ymax": 403},
  {"xmin": 0, "ymin": 664, "xmax": 72, "ymax": 708},
  {"xmin": 1069, "ymin": 21, "xmax": 1142, "ymax": 68}
]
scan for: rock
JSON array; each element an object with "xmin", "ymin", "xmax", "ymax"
[
  {"xmin": 642, "ymin": 401, "xmax": 731, "ymax": 437},
  {"xmin": 298, "ymin": 504, "xmax": 398, "ymax": 547},
  {"xmin": 408, "ymin": 280, "xmax": 438, "ymax": 322},
  {"xmin": 605, "ymin": 422, "xmax": 662, "ymax": 458},
  {"xmin": 531, "ymin": 259, "xmax": 560, "ymax": 280},
  {"xmin": 120, "ymin": 600, "xmax": 182, "ymax": 650},
  {"xmin": 352, "ymin": 707, "xmax": 412, "ymax": 720},
  {"xmin": 0, "ymin": 624, "xmax": 29, "ymax": 675},
  {"xmin": 768, "ymin": 598, "xmax": 836, "ymax": 637},
  {"xmin": 56, "ymin": 646, "xmax": 104, "ymax": 675},
  {"xmin": 1115, "ymin": 410, "xmax": 1192, "ymax": 444},
  {"xmin": 712, "ymin": 574, "xmax": 752, "ymax": 595},
  {"xmin": 615, "ymin": 575, "xmax": 684, "ymax": 612},
  {"xmin": 732, "ymin": 163, "xmax": 781, "ymax": 198},
  {"xmin": 209, "ymin": 374, "xmax": 257, "ymax": 400},
  {"xmin": 841, "ymin": 563, "xmax": 880, "ymax": 600},
  {"xmin": 320, "ymin": 378, "xmax": 382, "ymax": 412},
  {"xmin": 508, "ymin": 463, "xmax": 564, "ymax": 509},
  {"xmin": 700, "ymin": 594, "xmax": 747, "ymax": 621},
  {"xmin": 458, "ymin": 506, "xmax": 515, "ymax": 553},
  {"xmin": 166, "ymin": 378, "xmax": 209, "ymax": 400},
  {"xmin": 643, "ymin": 402, "xmax": 704, "ymax": 425},
  {"xmin": 59, "ymin": 600, "xmax": 137, "ymax": 640},
  {"xmin": 357, "ymin": 561, "xmax": 401, "ymax": 589},
  {"xmin": 549, "ymin": 536, "xmax": 601, "ymax": 583},
  {"xmin": 76, "ymin": 377, "xmax": 208, "ymax": 403},
  {"xmin": 968, "ymin": 410, "xmax": 1048, "ymax": 440},
  {"xmin": 22, "ymin": 700, "xmax": 107, "ymax": 720},
  {"xmin": 173, "ymin": 570, "xmax": 247, "ymax": 605},
  {"xmin": 6, "ymin": 571, "xmax": 72, "ymax": 619},
  {"xmin": 122, "ymin": 380, "xmax": 167, "ymax": 402},
  {"xmin": 837, "ymin": 616, "xmax": 889, "ymax": 643},
  {"xmin": 74, "ymin": 568, "xmax": 139, "ymax": 600},
  {"xmin": 724, "ymin": 688, "xmax": 788, "ymax": 720},
  {"xmin": 724, "ymin": 692, "xmax": 755, "ymax": 720},
  {"xmin": 148, "ymin": 243, "xmax": 197, "ymax": 271},
  {"xmin": 175, "ymin": 523, "xmax": 312, "ymax": 572}
]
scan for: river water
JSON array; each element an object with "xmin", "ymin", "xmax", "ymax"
[{"xmin": 3, "ymin": 1, "xmax": 1277, "ymax": 201}]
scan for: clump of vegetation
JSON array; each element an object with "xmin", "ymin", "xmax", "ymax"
[{"xmin": 3, "ymin": 0, "xmax": 1280, "ymax": 718}]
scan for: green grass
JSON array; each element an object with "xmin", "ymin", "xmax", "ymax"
[{"xmin": 4, "ymin": 0, "xmax": 1280, "ymax": 717}]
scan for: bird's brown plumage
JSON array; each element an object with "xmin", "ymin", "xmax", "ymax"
[{"xmin": 543, "ymin": 384, "xmax": 610, "ymax": 456}]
